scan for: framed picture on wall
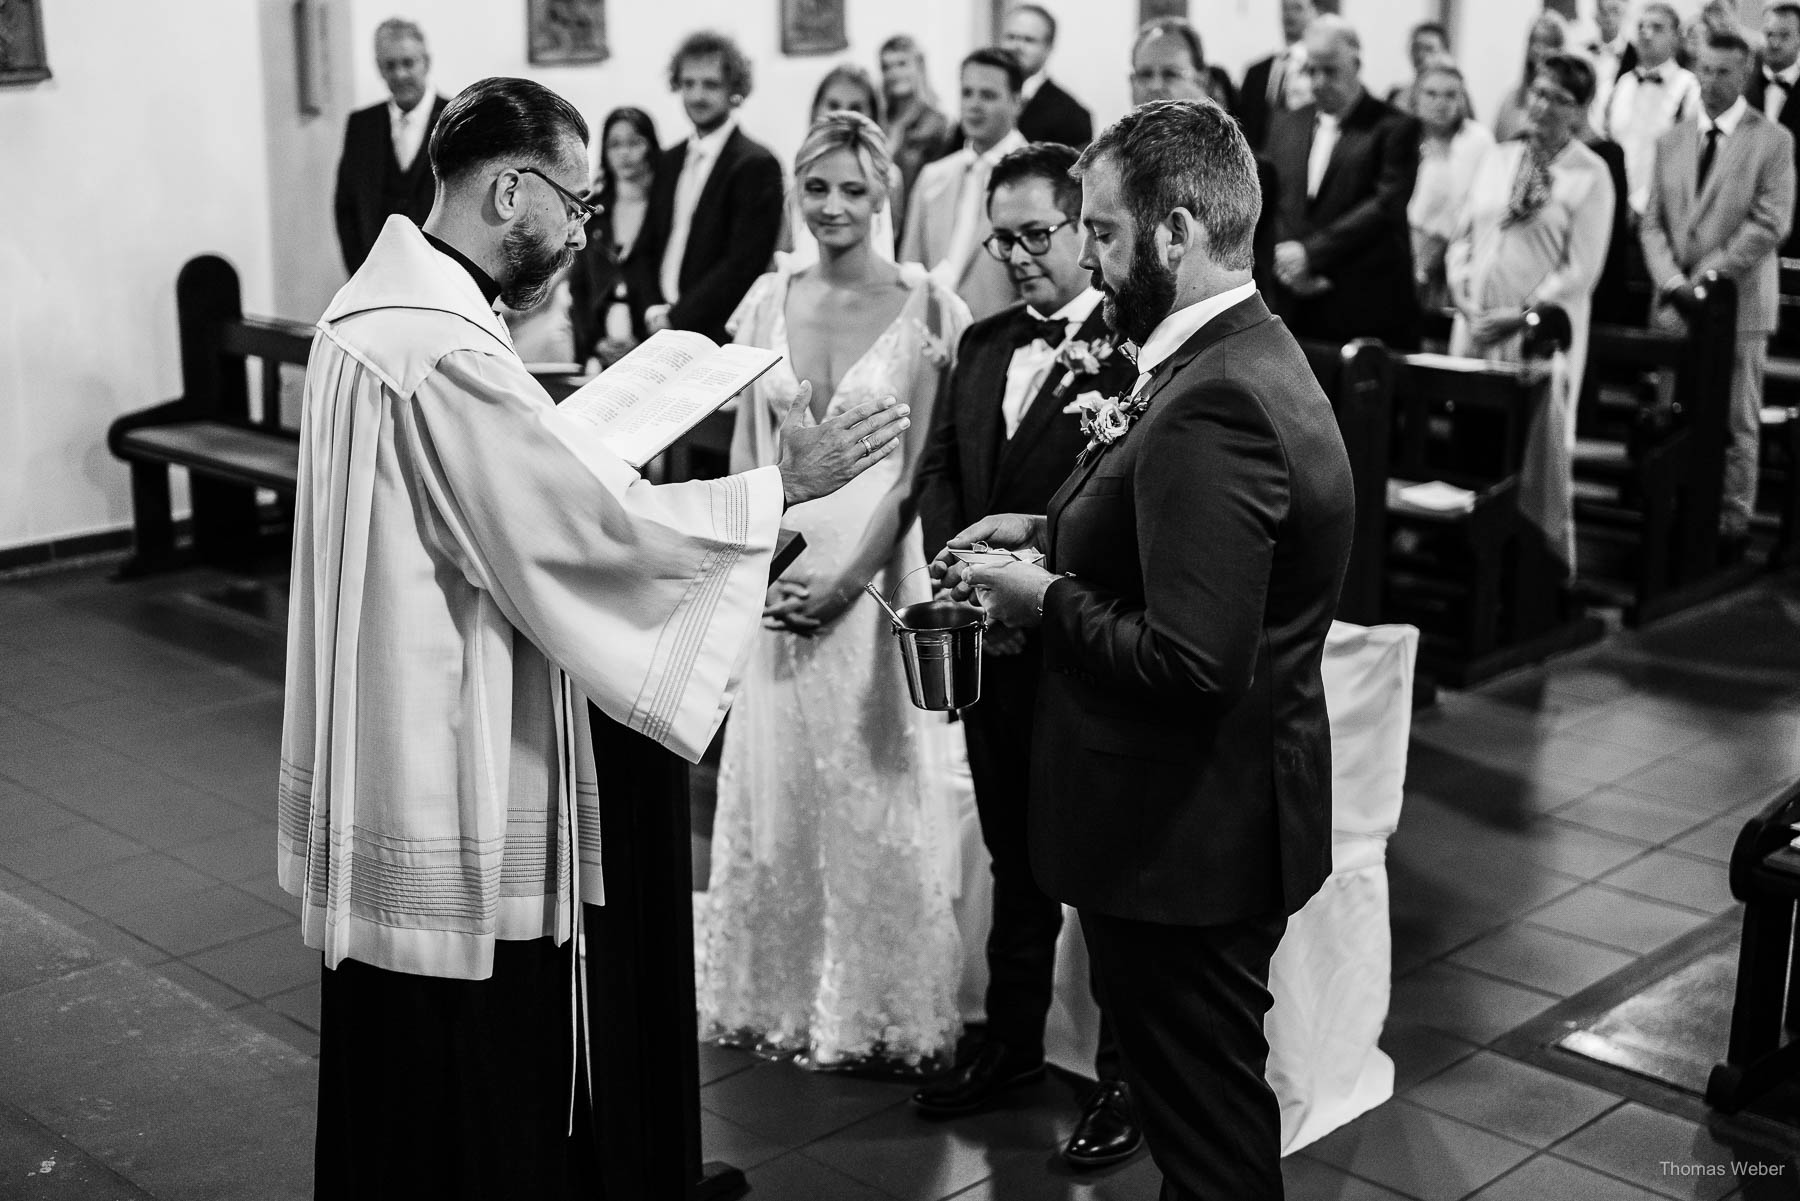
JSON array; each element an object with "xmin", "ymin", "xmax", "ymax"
[
  {"xmin": 781, "ymin": 0, "xmax": 848, "ymax": 56},
  {"xmin": 528, "ymin": 0, "xmax": 608, "ymax": 66},
  {"xmin": 1140, "ymin": 0, "xmax": 1189, "ymax": 19},
  {"xmin": 0, "ymin": 0, "xmax": 52, "ymax": 85}
]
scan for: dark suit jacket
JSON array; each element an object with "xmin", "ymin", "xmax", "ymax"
[
  {"xmin": 642, "ymin": 127, "xmax": 785, "ymax": 342},
  {"xmin": 1030, "ymin": 293, "xmax": 1355, "ymax": 926},
  {"xmin": 567, "ymin": 206, "xmax": 657, "ymax": 361},
  {"xmin": 1585, "ymin": 137, "xmax": 1641, "ymax": 326},
  {"xmin": 1018, "ymin": 78, "xmax": 1093, "ymax": 149},
  {"xmin": 1746, "ymin": 65, "xmax": 1800, "ymax": 256},
  {"xmin": 1238, "ymin": 54, "xmax": 1281, "ymax": 152},
  {"xmin": 914, "ymin": 301, "xmax": 1135, "ymax": 560},
  {"xmin": 333, "ymin": 96, "xmax": 448, "ymax": 275},
  {"xmin": 1265, "ymin": 91, "xmax": 1421, "ymax": 347}
]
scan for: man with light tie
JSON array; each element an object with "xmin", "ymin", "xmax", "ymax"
[{"xmin": 1747, "ymin": 2, "xmax": 1800, "ymax": 255}]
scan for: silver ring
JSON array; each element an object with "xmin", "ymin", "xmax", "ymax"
[{"xmin": 859, "ymin": 435, "xmax": 874, "ymax": 457}]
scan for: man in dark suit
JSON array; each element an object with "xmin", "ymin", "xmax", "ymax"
[
  {"xmin": 1001, "ymin": 4, "xmax": 1093, "ymax": 148},
  {"xmin": 1748, "ymin": 3, "xmax": 1800, "ymax": 255},
  {"xmin": 940, "ymin": 99, "xmax": 1355, "ymax": 1200},
  {"xmin": 911, "ymin": 143, "xmax": 1140, "ymax": 1167},
  {"xmin": 1237, "ymin": 0, "xmax": 1320, "ymax": 152},
  {"xmin": 333, "ymin": 18, "xmax": 448, "ymax": 275},
  {"xmin": 642, "ymin": 31, "xmax": 784, "ymax": 344},
  {"xmin": 1265, "ymin": 14, "xmax": 1420, "ymax": 348}
]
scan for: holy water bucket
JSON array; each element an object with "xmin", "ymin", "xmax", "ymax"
[{"xmin": 889, "ymin": 599, "xmax": 984, "ymax": 711}]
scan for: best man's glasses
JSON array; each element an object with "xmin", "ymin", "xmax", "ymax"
[
  {"xmin": 982, "ymin": 218, "xmax": 1074, "ymax": 261},
  {"xmin": 514, "ymin": 166, "xmax": 604, "ymax": 224}
]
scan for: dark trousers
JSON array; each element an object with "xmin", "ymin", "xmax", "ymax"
[
  {"xmin": 1080, "ymin": 908, "xmax": 1289, "ymax": 1201},
  {"xmin": 964, "ymin": 649, "xmax": 1117, "ymax": 1079},
  {"xmin": 315, "ymin": 936, "xmax": 602, "ymax": 1200}
]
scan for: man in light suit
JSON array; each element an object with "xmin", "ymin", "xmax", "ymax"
[
  {"xmin": 1746, "ymin": 2, "xmax": 1800, "ymax": 256},
  {"xmin": 901, "ymin": 48, "xmax": 1029, "ymax": 321},
  {"xmin": 1643, "ymin": 28, "xmax": 1795, "ymax": 550},
  {"xmin": 937, "ymin": 99, "xmax": 1355, "ymax": 1200},
  {"xmin": 1263, "ymin": 14, "xmax": 1420, "ymax": 348}
]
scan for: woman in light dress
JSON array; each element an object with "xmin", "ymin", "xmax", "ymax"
[
  {"xmin": 1409, "ymin": 61, "xmax": 1493, "ymax": 313},
  {"xmin": 1492, "ymin": 11, "xmax": 1569, "ymax": 143},
  {"xmin": 1449, "ymin": 52, "xmax": 1614, "ymax": 575},
  {"xmin": 780, "ymin": 66, "xmax": 901, "ymax": 267},
  {"xmin": 698, "ymin": 112, "xmax": 971, "ymax": 1075}
]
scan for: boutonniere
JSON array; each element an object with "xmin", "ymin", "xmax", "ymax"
[
  {"xmin": 913, "ymin": 318, "xmax": 951, "ymax": 369},
  {"xmin": 1073, "ymin": 388, "xmax": 1150, "ymax": 463},
  {"xmin": 1050, "ymin": 335, "xmax": 1117, "ymax": 403}
]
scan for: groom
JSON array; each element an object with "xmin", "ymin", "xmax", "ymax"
[{"xmin": 937, "ymin": 99, "xmax": 1354, "ymax": 1199}]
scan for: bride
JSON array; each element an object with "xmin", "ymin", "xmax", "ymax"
[{"xmin": 697, "ymin": 111, "xmax": 971, "ymax": 1074}]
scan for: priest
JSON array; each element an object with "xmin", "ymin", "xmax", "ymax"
[{"xmin": 276, "ymin": 77, "xmax": 910, "ymax": 1199}]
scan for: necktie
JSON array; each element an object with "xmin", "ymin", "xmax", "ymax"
[
  {"xmin": 1769, "ymin": 75, "xmax": 1791, "ymax": 120},
  {"xmin": 1010, "ymin": 313, "xmax": 1068, "ymax": 348},
  {"xmin": 1697, "ymin": 126, "xmax": 1720, "ymax": 190}
]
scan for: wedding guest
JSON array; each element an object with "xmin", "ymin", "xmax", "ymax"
[
  {"xmin": 879, "ymin": 34, "xmax": 953, "ymax": 232},
  {"xmin": 1002, "ymin": 4, "xmax": 1093, "ymax": 148},
  {"xmin": 1410, "ymin": 63, "xmax": 1493, "ymax": 311},
  {"xmin": 1746, "ymin": 2, "xmax": 1800, "ymax": 255},
  {"xmin": 1684, "ymin": 1, "xmax": 1740, "ymax": 68},
  {"xmin": 1642, "ymin": 29, "xmax": 1795, "ymax": 553},
  {"xmin": 699, "ymin": 112, "xmax": 973, "ymax": 1077},
  {"xmin": 911, "ymin": 142, "xmax": 1141, "ymax": 1167},
  {"xmin": 1265, "ymin": 14, "xmax": 1423, "ymax": 348},
  {"xmin": 1602, "ymin": 2, "xmax": 1699, "ymax": 216},
  {"xmin": 1585, "ymin": 0, "xmax": 1636, "ymax": 129},
  {"xmin": 1385, "ymin": 21, "xmax": 1451, "ymax": 115},
  {"xmin": 1239, "ymin": 0, "xmax": 1319, "ymax": 152},
  {"xmin": 901, "ymin": 48, "xmax": 1029, "ymax": 320},
  {"xmin": 1494, "ymin": 12, "xmax": 1569, "ymax": 142},
  {"xmin": 1448, "ymin": 52, "xmax": 1614, "ymax": 577},
  {"xmin": 643, "ymin": 31, "xmax": 785, "ymax": 342},
  {"xmin": 942, "ymin": 97, "xmax": 1355, "ymax": 1201},
  {"xmin": 333, "ymin": 18, "xmax": 447, "ymax": 274},
  {"xmin": 569, "ymin": 107, "xmax": 659, "ymax": 369}
]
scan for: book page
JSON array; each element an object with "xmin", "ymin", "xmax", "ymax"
[{"xmin": 558, "ymin": 333, "xmax": 780, "ymax": 469}]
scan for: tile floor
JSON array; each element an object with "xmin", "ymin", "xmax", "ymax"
[{"xmin": 1, "ymin": 560, "xmax": 1799, "ymax": 1199}]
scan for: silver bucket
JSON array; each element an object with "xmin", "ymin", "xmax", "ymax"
[{"xmin": 890, "ymin": 599, "xmax": 984, "ymax": 711}]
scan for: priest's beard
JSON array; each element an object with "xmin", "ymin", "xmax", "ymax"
[
  {"xmin": 1098, "ymin": 230, "xmax": 1178, "ymax": 346},
  {"xmin": 500, "ymin": 218, "xmax": 574, "ymax": 311}
]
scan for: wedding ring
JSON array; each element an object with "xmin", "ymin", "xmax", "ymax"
[{"xmin": 859, "ymin": 435, "xmax": 874, "ymax": 457}]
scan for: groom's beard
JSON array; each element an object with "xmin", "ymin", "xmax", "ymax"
[
  {"xmin": 1098, "ymin": 231, "xmax": 1178, "ymax": 346},
  {"xmin": 500, "ymin": 218, "xmax": 574, "ymax": 311}
]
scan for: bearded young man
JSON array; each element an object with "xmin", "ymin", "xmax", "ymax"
[
  {"xmin": 283, "ymin": 76, "xmax": 910, "ymax": 1200},
  {"xmin": 938, "ymin": 99, "xmax": 1355, "ymax": 1199}
]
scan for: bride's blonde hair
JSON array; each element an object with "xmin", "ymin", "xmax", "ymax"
[{"xmin": 793, "ymin": 110, "xmax": 893, "ymax": 203}]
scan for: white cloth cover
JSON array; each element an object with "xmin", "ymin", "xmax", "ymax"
[{"xmin": 954, "ymin": 620, "xmax": 1418, "ymax": 1155}]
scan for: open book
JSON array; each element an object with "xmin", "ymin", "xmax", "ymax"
[{"xmin": 558, "ymin": 330, "xmax": 782, "ymax": 469}]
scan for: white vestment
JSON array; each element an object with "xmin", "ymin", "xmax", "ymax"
[{"xmin": 277, "ymin": 216, "xmax": 783, "ymax": 980}]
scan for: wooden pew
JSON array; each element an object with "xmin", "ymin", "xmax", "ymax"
[
  {"xmin": 1299, "ymin": 339, "xmax": 1393, "ymax": 627},
  {"xmin": 1383, "ymin": 350, "xmax": 1602, "ymax": 687},
  {"xmin": 107, "ymin": 256, "xmax": 311, "ymax": 574},
  {"xmin": 1575, "ymin": 273, "xmax": 1753, "ymax": 623}
]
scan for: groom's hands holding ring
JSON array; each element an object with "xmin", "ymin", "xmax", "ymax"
[
  {"xmin": 776, "ymin": 384, "xmax": 910, "ymax": 508},
  {"xmin": 928, "ymin": 513, "xmax": 1045, "ymax": 595}
]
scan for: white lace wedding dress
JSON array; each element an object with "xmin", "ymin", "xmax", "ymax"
[{"xmin": 696, "ymin": 264, "xmax": 970, "ymax": 1073}]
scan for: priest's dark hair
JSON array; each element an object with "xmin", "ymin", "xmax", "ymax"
[
  {"xmin": 429, "ymin": 77, "xmax": 590, "ymax": 185},
  {"xmin": 986, "ymin": 142, "xmax": 1082, "ymax": 220},
  {"xmin": 1073, "ymin": 98, "xmax": 1259, "ymax": 272}
]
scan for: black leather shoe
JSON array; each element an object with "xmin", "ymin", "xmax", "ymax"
[
  {"xmin": 1061, "ymin": 1079, "xmax": 1142, "ymax": 1168},
  {"xmin": 910, "ymin": 1040, "xmax": 1045, "ymax": 1115}
]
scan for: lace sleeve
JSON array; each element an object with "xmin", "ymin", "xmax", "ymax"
[{"xmin": 725, "ymin": 271, "xmax": 780, "ymax": 343}]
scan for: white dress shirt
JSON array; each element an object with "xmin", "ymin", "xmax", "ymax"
[
  {"xmin": 1131, "ymin": 280, "xmax": 1259, "ymax": 394},
  {"xmin": 388, "ymin": 93, "xmax": 432, "ymax": 172},
  {"xmin": 659, "ymin": 116, "xmax": 739, "ymax": 306},
  {"xmin": 1604, "ymin": 62, "xmax": 1700, "ymax": 214},
  {"xmin": 1001, "ymin": 288, "xmax": 1102, "ymax": 438},
  {"xmin": 1762, "ymin": 62, "xmax": 1800, "ymax": 122},
  {"xmin": 1307, "ymin": 112, "xmax": 1340, "ymax": 199}
]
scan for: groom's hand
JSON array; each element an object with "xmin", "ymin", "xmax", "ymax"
[
  {"xmin": 776, "ymin": 386, "xmax": 910, "ymax": 508},
  {"xmin": 929, "ymin": 513, "xmax": 1046, "ymax": 594}
]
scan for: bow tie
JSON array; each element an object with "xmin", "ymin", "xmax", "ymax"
[
  {"xmin": 1771, "ymin": 73, "xmax": 1792, "ymax": 90},
  {"xmin": 1011, "ymin": 313, "xmax": 1070, "ymax": 349},
  {"xmin": 1637, "ymin": 68, "xmax": 1665, "ymax": 84}
]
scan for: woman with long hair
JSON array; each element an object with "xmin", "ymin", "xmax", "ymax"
[
  {"xmin": 878, "ymin": 35, "xmax": 951, "ymax": 233},
  {"xmin": 1410, "ymin": 62, "xmax": 1493, "ymax": 311},
  {"xmin": 698, "ymin": 111, "xmax": 971, "ymax": 1076},
  {"xmin": 568, "ymin": 106, "xmax": 659, "ymax": 368},
  {"xmin": 1493, "ymin": 11, "xmax": 1569, "ymax": 141}
]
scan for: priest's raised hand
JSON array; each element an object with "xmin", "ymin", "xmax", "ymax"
[{"xmin": 774, "ymin": 381, "xmax": 911, "ymax": 507}]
